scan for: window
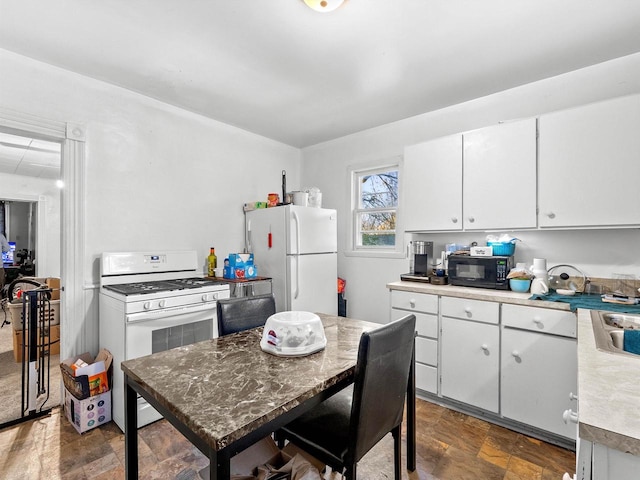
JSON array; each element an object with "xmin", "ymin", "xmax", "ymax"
[{"xmin": 350, "ymin": 161, "xmax": 401, "ymax": 256}]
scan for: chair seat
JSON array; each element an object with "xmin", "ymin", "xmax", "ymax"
[{"xmin": 280, "ymin": 385, "xmax": 354, "ymax": 468}]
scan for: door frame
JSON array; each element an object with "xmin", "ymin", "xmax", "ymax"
[{"xmin": 0, "ymin": 107, "xmax": 86, "ymax": 360}]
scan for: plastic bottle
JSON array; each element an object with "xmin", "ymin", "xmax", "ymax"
[
  {"xmin": 207, "ymin": 248, "xmax": 217, "ymax": 277},
  {"xmin": 530, "ymin": 258, "xmax": 549, "ymax": 294}
]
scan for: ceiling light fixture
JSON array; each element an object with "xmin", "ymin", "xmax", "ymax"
[{"xmin": 303, "ymin": 0, "xmax": 345, "ymax": 13}]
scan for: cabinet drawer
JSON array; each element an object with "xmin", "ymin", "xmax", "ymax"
[
  {"xmin": 415, "ymin": 363, "xmax": 437, "ymax": 394},
  {"xmin": 391, "ymin": 290, "xmax": 438, "ymax": 313},
  {"xmin": 441, "ymin": 296, "xmax": 499, "ymax": 324},
  {"xmin": 391, "ymin": 309, "xmax": 437, "ymax": 338},
  {"xmin": 502, "ymin": 304, "xmax": 576, "ymax": 338},
  {"xmin": 415, "ymin": 337, "xmax": 437, "ymax": 366}
]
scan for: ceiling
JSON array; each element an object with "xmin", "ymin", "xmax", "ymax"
[
  {"xmin": 1, "ymin": 0, "xmax": 640, "ymax": 149},
  {"xmin": 0, "ymin": 131, "xmax": 61, "ymax": 179}
]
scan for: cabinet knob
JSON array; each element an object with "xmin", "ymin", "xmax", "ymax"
[
  {"xmin": 451, "ymin": 217, "xmax": 458, "ymax": 224},
  {"xmin": 562, "ymin": 409, "xmax": 578, "ymax": 424},
  {"xmin": 511, "ymin": 350, "xmax": 521, "ymax": 359},
  {"xmin": 569, "ymin": 392, "xmax": 578, "ymax": 401},
  {"xmin": 533, "ymin": 319, "xmax": 544, "ymax": 329},
  {"xmin": 464, "ymin": 307, "xmax": 472, "ymax": 316},
  {"xmin": 468, "ymin": 217, "xmax": 475, "ymax": 223},
  {"xmin": 481, "ymin": 344, "xmax": 489, "ymax": 352},
  {"xmin": 409, "ymin": 299, "xmax": 416, "ymax": 308},
  {"xmin": 546, "ymin": 212, "xmax": 556, "ymax": 219}
]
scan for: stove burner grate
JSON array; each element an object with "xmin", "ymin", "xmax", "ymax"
[{"xmin": 103, "ymin": 277, "xmax": 226, "ymax": 296}]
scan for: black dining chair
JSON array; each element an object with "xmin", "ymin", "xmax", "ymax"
[
  {"xmin": 275, "ymin": 313, "xmax": 416, "ymax": 480},
  {"xmin": 216, "ymin": 293, "xmax": 276, "ymax": 336}
]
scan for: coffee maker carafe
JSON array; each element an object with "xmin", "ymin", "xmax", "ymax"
[{"xmin": 410, "ymin": 241, "xmax": 433, "ymax": 276}]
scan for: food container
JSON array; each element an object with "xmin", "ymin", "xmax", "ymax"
[
  {"xmin": 509, "ymin": 278, "xmax": 531, "ymax": 292},
  {"xmin": 260, "ymin": 311, "xmax": 326, "ymax": 357},
  {"xmin": 487, "ymin": 241, "xmax": 516, "ymax": 256}
]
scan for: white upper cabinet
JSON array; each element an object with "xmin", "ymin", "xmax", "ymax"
[
  {"xmin": 463, "ymin": 118, "xmax": 538, "ymax": 230},
  {"xmin": 403, "ymin": 134, "xmax": 463, "ymax": 231},
  {"xmin": 538, "ymin": 94, "xmax": 640, "ymax": 228}
]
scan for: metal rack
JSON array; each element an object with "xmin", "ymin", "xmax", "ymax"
[{"xmin": 18, "ymin": 289, "xmax": 55, "ymax": 422}]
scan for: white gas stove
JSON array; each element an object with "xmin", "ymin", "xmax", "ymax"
[{"xmin": 99, "ymin": 250, "xmax": 230, "ymax": 431}]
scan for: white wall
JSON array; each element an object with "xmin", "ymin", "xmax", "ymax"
[
  {"xmin": 302, "ymin": 53, "xmax": 640, "ymax": 324},
  {"xmin": 0, "ymin": 48, "xmax": 301, "ymax": 353}
]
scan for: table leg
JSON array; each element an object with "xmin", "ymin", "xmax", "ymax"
[
  {"xmin": 406, "ymin": 336, "xmax": 416, "ymax": 471},
  {"xmin": 124, "ymin": 375, "xmax": 139, "ymax": 480},
  {"xmin": 209, "ymin": 449, "xmax": 230, "ymax": 480}
]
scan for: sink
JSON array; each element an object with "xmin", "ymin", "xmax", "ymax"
[{"xmin": 590, "ymin": 310, "xmax": 640, "ymax": 357}]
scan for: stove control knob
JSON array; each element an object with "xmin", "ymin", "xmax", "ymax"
[
  {"xmin": 143, "ymin": 301, "xmax": 151, "ymax": 310},
  {"xmin": 159, "ymin": 300, "xmax": 166, "ymax": 308},
  {"xmin": 202, "ymin": 294, "xmax": 209, "ymax": 302}
]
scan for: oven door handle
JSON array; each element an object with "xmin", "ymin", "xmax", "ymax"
[{"xmin": 126, "ymin": 303, "xmax": 215, "ymax": 324}]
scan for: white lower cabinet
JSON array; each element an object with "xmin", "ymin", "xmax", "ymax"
[
  {"xmin": 501, "ymin": 304, "xmax": 577, "ymax": 440},
  {"xmin": 501, "ymin": 328, "xmax": 577, "ymax": 439},
  {"xmin": 389, "ymin": 288, "xmax": 580, "ymax": 443},
  {"xmin": 390, "ymin": 290, "xmax": 438, "ymax": 394},
  {"xmin": 441, "ymin": 316, "xmax": 499, "ymax": 413}
]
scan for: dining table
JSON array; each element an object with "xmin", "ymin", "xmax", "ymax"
[{"xmin": 121, "ymin": 313, "xmax": 416, "ymax": 479}]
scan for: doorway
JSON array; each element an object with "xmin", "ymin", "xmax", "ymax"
[{"xmin": 0, "ymin": 129, "xmax": 62, "ymax": 426}]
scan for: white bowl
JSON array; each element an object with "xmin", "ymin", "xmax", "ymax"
[{"xmin": 260, "ymin": 311, "xmax": 326, "ymax": 356}]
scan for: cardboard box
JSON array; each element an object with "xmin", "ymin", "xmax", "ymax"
[
  {"xmin": 227, "ymin": 253, "xmax": 254, "ymax": 267},
  {"xmin": 60, "ymin": 349, "xmax": 113, "ymax": 400},
  {"xmin": 13, "ymin": 324, "xmax": 60, "ymax": 362},
  {"xmin": 229, "ymin": 437, "xmax": 325, "ymax": 479},
  {"xmin": 64, "ymin": 387, "xmax": 111, "ymax": 434},
  {"xmin": 224, "ymin": 264, "xmax": 258, "ymax": 279},
  {"xmin": 46, "ymin": 277, "xmax": 61, "ymax": 300}
]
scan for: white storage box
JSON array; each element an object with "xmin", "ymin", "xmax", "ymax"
[
  {"xmin": 260, "ymin": 311, "xmax": 326, "ymax": 356},
  {"xmin": 64, "ymin": 387, "xmax": 111, "ymax": 434}
]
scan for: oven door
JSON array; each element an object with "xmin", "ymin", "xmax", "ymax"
[
  {"xmin": 126, "ymin": 303, "xmax": 217, "ymax": 358},
  {"xmin": 125, "ymin": 303, "xmax": 217, "ymax": 427}
]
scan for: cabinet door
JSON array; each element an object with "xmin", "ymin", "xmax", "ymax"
[
  {"xmin": 501, "ymin": 328, "xmax": 577, "ymax": 439},
  {"xmin": 441, "ymin": 317, "xmax": 499, "ymax": 412},
  {"xmin": 403, "ymin": 135, "xmax": 463, "ymax": 231},
  {"xmin": 539, "ymin": 94, "xmax": 640, "ymax": 227},
  {"xmin": 463, "ymin": 118, "xmax": 537, "ymax": 230}
]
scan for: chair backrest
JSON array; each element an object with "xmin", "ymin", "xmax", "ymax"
[
  {"xmin": 348, "ymin": 314, "xmax": 416, "ymax": 464},
  {"xmin": 216, "ymin": 294, "xmax": 276, "ymax": 336}
]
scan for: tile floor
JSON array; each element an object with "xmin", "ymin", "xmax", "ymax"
[{"xmin": 0, "ymin": 398, "xmax": 576, "ymax": 479}]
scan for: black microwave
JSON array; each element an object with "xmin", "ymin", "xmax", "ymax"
[{"xmin": 447, "ymin": 255, "xmax": 514, "ymax": 290}]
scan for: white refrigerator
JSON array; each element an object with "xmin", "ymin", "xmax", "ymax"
[{"xmin": 246, "ymin": 205, "xmax": 337, "ymax": 315}]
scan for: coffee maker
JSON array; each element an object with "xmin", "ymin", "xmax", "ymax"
[{"xmin": 401, "ymin": 241, "xmax": 434, "ymax": 282}]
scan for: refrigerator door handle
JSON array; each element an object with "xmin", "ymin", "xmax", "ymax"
[
  {"xmin": 293, "ymin": 255, "xmax": 299, "ymax": 300},
  {"xmin": 292, "ymin": 210, "xmax": 301, "ymax": 255}
]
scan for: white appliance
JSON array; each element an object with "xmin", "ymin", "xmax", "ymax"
[
  {"xmin": 99, "ymin": 250, "xmax": 230, "ymax": 432},
  {"xmin": 246, "ymin": 205, "xmax": 337, "ymax": 315}
]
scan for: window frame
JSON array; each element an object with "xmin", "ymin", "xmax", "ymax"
[{"xmin": 346, "ymin": 158, "xmax": 405, "ymax": 259}]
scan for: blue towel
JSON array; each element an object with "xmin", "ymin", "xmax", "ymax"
[{"xmin": 623, "ymin": 330, "xmax": 640, "ymax": 355}]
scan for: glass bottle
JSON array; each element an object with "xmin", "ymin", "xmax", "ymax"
[{"xmin": 207, "ymin": 248, "xmax": 217, "ymax": 277}]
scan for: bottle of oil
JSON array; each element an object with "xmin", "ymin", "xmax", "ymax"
[{"xmin": 207, "ymin": 248, "xmax": 217, "ymax": 277}]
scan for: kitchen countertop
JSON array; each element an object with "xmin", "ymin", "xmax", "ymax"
[
  {"xmin": 576, "ymin": 309, "xmax": 640, "ymax": 455},
  {"xmin": 388, "ymin": 280, "xmax": 640, "ymax": 455},
  {"xmin": 387, "ymin": 281, "xmax": 572, "ymax": 311}
]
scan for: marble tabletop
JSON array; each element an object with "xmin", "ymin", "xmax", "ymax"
[{"xmin": 121, "ymin": 313, "xmax": 379, "ymax": 451}]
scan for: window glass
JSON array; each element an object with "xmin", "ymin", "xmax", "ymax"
[{"xmin": 353, "ymin": 167, "xmax": 399, "ymax": 249}]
